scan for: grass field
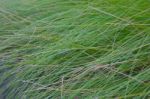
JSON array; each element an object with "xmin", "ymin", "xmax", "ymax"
[{"xmin": 0, "ymin": 0, "xmax": 150, "ymax": 98}]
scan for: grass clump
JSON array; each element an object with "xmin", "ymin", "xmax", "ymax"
[{"xmin": 0, "ymin": 0, "xmax": 150, "ymax": 98}]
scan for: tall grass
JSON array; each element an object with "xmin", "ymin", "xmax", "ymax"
[{"xmin": 0, "ymin": 0, "xmax": 150, "ymax": 98}]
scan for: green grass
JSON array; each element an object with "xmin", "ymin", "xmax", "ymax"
[{"xmin": 0, "ymin": 0, "xmax": 150, "ymax": 98}]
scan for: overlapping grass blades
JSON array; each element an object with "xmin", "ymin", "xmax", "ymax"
[{"xmin": 0, "ymin": 0, "xmax": 150, "ymax": 98}]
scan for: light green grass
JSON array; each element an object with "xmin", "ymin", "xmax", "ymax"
[{"xmin": 0, "ymin": 0, "xmax": 150, "ymax": 99}]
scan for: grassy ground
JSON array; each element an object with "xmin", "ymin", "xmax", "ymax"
[{"xmin": 0, "ymin": 0, "xmax": 150, "ymax": 99}]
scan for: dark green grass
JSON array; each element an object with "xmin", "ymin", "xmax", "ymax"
[{"xmin": 0, "ymin": 0, "xmax": 150, "ymax": 98}]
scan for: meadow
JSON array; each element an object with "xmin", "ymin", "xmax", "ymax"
[{"xmin": 0, "ymin": 0, "xmax": 150, "ymax": 98}]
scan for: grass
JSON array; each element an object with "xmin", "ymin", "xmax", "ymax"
[{"xmin": 0, "ymin": 0, "xmax": 150, "ymax": 98}]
